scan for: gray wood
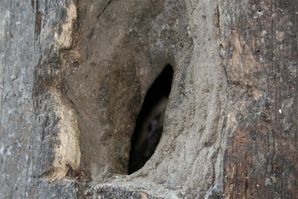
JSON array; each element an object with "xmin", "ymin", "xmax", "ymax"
[{"xmin": 0, "ymin": 0, "xmax": 296, "ymax": 198}]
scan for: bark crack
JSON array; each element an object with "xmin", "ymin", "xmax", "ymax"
[{"xmin": 96, "ymin": 0, "xmax": 113, "ymax": 19}]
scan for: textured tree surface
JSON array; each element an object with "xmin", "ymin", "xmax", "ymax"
[{"xmin": 0, "ymin": 0, "xmax": 296, "ymax": 198}]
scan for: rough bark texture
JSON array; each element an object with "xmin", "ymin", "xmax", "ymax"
[{"xmin": 0, "ymin": 0, "xmax": 296, "ymax": 198}]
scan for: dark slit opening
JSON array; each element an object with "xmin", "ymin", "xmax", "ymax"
[{"xmin": 128, "ymin": 65, "xmax": 173, "ymax": 174}]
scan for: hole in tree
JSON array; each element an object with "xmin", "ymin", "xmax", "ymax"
[{"xmin": 128, "ymin": 65, "xmax": 174, "ymax": 174}]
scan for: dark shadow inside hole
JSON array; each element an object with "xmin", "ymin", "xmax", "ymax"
[{"xmin": 128, "ymin": 65, "xmax": 173, "ymax": 174}]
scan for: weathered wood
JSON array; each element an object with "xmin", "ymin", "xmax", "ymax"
[
  {"xmin": 0, "ymin": 0, "xmax": 296, "ymax": 198},
  {"xmin": 221, "ymin": 1, "xmax": 297, "ymax": 198}
]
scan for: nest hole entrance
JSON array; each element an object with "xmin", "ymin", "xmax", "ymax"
[{"xmin": 128, "ymin": 65, "xmax": 174, "ymax": 174}]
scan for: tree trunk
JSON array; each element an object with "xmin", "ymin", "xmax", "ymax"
[{"xmin": 0, "ymin": 0, "xmax": 296, "ymax": 198}]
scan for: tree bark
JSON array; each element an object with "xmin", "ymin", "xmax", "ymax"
[{"xmin": 0, "ymin": 0, "xmax": 296, "ymax": 198}]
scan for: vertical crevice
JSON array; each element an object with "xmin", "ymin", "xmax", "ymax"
[{"xmin": 128, "ymin": 65, "xmax": 174, "ymax": 174}]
